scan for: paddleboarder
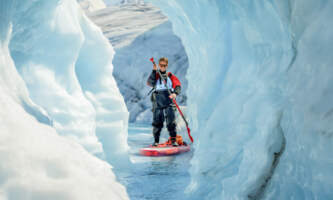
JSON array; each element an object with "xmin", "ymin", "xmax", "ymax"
[{"xmin": 147, "ymin": 57, "xmax": 181, "ymax": 147}]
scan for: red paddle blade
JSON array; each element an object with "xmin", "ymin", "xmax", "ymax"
[
  {"xmin": 150, "ymin": 57, "xmax": 154, "ymax": 63},
  {"xmin": 187, "ymin": 127, "xmax": 193, "ymax": 143}
]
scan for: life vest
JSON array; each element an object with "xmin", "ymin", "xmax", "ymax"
[
  {"xmin": 156, "ymin": 76, "xmax": 173, "ymax": 91},
  {"xmin": 155, "ymin": 72, "xmax": 181, "ymax": 91}
]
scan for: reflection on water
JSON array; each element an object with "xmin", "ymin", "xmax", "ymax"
[{"xmin": 114, "ymin": 123, "xmax": 193, "ymax": 200}]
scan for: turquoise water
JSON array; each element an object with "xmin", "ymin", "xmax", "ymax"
[{"xmin": 115, "ymin": 123, "xmax": 193, "ymax": 200}]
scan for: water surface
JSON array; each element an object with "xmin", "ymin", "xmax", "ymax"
[{"xmin": 115, "ymin": 123, "xmax": 193, "ymax": 200}]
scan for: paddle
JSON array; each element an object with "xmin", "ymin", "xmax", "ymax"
[{"xmin": 149, "ymin": 57, "xmax": 194, "ymax": 143}]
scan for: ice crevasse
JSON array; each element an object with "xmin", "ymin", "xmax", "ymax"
[
  {"xmin": 0, "ymin": 0, "xmax": 129, "ymax": 199},
  {"xmin": 1, "ymin": 0, "xmax": 333, "ymax": 199},
  {"xmin": 150, "ymin": 0, "xmax": 333, "ymax": 199}
]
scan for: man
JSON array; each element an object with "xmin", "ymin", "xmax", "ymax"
[{"xmin": 147, "ymin": 57, "xmax": 181, "ymax": 147}]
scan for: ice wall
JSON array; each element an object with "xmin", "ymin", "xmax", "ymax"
[
  {"xmin": 74, "ymin": 12, "xmax": 129, "ymax": 164},
  {"xmin": 8, "ymin": 0, "xmax": 129, "ymax": 163},
  {"xmin": 9, "ymin": 0, "xmax": 102, "ymax": 156},
  {"xmin": 151, "ymin": 0, "xmax": 333, "ymax": 199},
  {"xmin": 0, "ymin": 0, "xmax": 129, "ymax": 199}
]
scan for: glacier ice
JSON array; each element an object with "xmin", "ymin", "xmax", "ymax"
[
  {"xmin": 2, "ymin": 0, "xmax": 333, "ymax": 199},
  {"xmin": 87, "ymin": 2, "xmax": 168, "ymax": 49},
  {"xmin": 150, "ymin": 0, "xmax": 333, "ymax": 199},
  {"xmin": 8, "ymin": 0, "xmax": 103, "ymax": 156},
  {"xmin": 0, "ymin": 95, "xmax": 128, "ymax": 200},
  {"xmin": 78, "ymin": 0, "xmax": 106, "ymax": 12},
  {"xmin": 8, "ymin": 0, "xmax": 129, "ymax": 163},
  {"xmin": 104, "ymin": 0, "xmax": 144, "ymax": 6},
  {"xmin": 74, "ymin": 10, "xmax": 129, "ymax": 163},
  {"xmin": 0, "ymin": 0, "xmax": 129, "ymax": 199}
]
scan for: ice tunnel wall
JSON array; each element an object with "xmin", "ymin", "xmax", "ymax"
[
  {"xmin": 151, "ymin": 0, "xmax": 333, "ymax": 199},
  {"xmin": 0, "ymin": 0, "xmax": 129, "ymax": 199},
  {"xmin": 6, "ymin": 0, "xmax": 129, "ymax": 164}
]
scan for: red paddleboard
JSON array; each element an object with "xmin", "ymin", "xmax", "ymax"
[{"xmin": 140, "ymin": 143, "xmax": 190, "ymax": 156}]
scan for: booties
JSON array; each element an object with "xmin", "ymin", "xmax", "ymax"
[
  {"xmin": 152, "ymin": 142, "xmax": 158, "ymax": 147},
  {"xmin": 171, "ymin": 137, "xmax": 178, "ymax": 147}
]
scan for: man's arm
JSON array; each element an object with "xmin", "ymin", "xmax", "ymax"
[
  {"xmin": 173, "ymin": 85, "xmax": 181, "ymax": 95},
  {"xmin": 169, "ymin": 74, "xmax": 181, "ymax": 99},
  {"xmin": 147, "ymin": 70, "xmax": 157, "ymax": 87}
]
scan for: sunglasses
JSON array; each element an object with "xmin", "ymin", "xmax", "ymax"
[{"xmin": 159, "ymin": 64, "xmax": 167, "ymax": 67}]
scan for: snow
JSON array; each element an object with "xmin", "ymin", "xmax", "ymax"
[
  {"xmin": 150, "ymin": 0, "xmax": 333, "ymax": 199},
  {"xmin": 87, "ymin": 3, "xmax": 168, "ymax": 49},
  {"xmin": 104, "ymin": 0, "xmax": 144, "ymax": 6},
  {"xmin": 78, "ymin": 0, "xmax": 106, "ymax": 12},
  {"xmin": 0, "ymin": 0, "xmax": 129, "ymax": 199}
]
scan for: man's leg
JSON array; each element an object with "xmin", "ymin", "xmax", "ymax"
[
  {"xmin": 152, "ymin": 108, "xmax": 164, "ymax": 144},
  {"xmin": 165, "ymin": 106, "xmax": 177, "ymax": 145}
]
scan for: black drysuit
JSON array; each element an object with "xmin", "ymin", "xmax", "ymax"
[{"xmin": 147, "ymin": 70, "xmax": 181, "ymax": 143}]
